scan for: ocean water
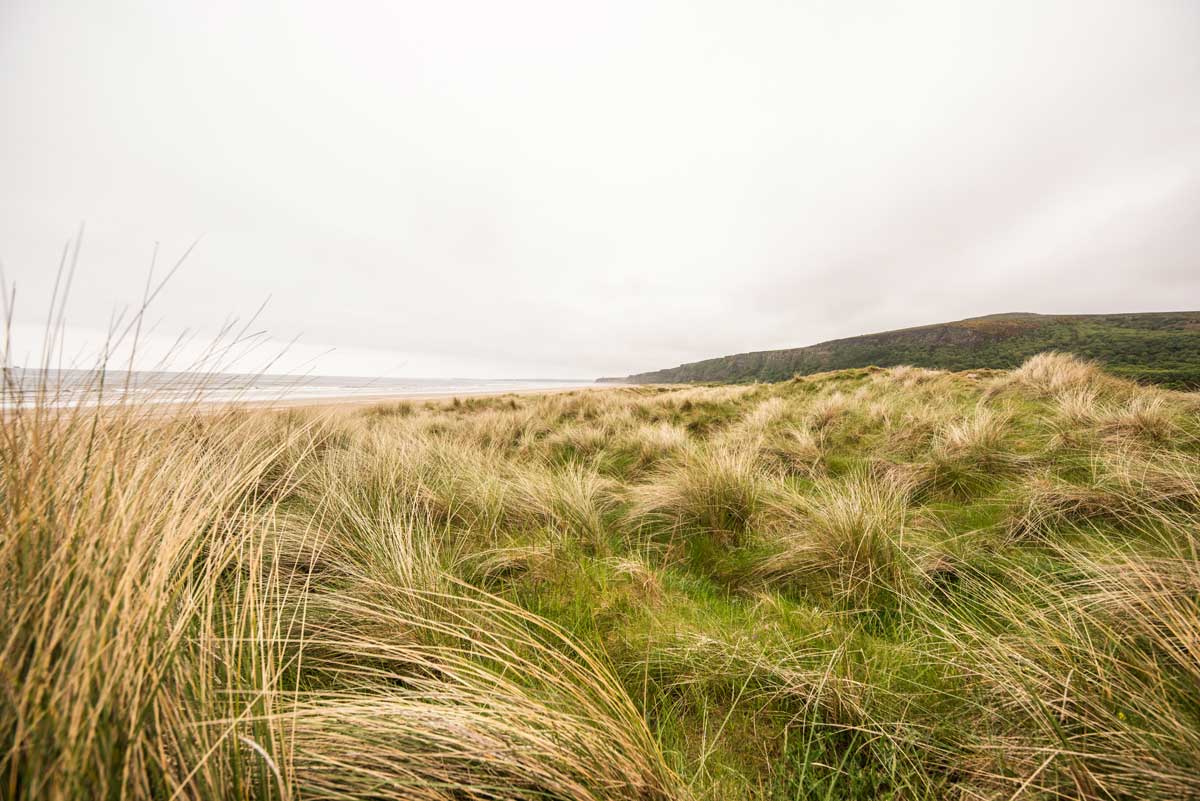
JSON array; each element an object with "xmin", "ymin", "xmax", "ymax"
[{"xmin": 1, "ymin": 368, "xmax": 593, "ymax": 408}]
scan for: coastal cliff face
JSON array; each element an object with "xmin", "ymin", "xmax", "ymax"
[{"xmin": 615, "ymin": 311, "xmax": 1200, "ymax": 388}]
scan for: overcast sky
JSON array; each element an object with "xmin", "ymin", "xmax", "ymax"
[{"xmin": 2, "ymin": 1, "xmax": 1198, "ymax": 378}]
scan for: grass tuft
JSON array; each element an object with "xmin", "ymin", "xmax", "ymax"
[{"xmin": 754, "ymin": 473, "xmax": 914, "ymax": 608}]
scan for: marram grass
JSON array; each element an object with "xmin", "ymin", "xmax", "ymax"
[{"xmin": 4, "ymin": 353, "xmax": 1200, "ymax": 799}]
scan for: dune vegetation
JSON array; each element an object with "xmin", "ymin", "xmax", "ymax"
[{"xmin": 4, "ymin": 352, "xmax": 1200, "ymax": 800}]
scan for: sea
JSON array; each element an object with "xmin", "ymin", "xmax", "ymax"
[{"xmin": 1, "ymin": 368, "xmax": 594, "ymax": 408}]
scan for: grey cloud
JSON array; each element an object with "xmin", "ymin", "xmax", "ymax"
[{"xmin": 1, "ymin": 0, "xmax": 1197, "ymax": 378}]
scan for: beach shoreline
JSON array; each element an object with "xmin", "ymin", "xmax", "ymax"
[
  {"xmin": 231, "ymin": 382, "xmax": 604, "ymax": 411},
  {"xmin": 1, "ymin": 370, "xmax": 600, "ymax": 412}
]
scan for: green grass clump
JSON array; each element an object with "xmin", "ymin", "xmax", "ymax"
[
  {"xmin": 752, "ymin": 473, "xmax": 915, "ymax": 611},
  {"xmin": 5, "ymin": 352, "xmax": 1200, "ymax": 799}
]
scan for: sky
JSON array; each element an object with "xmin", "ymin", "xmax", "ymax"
[{"xmin": 1, "ymin": 0, "xmax": 1198, "ymax": 378}]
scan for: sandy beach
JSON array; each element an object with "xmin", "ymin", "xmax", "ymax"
[{"xmin": 235, "ymin": 382, "xmax": 605, "ymax": 411}]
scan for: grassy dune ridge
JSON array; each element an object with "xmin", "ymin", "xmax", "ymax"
[
  {"xmin": 617, "ymin": 312, "xmax": 1200, "ymax": 388},
  {"xmin": 4, "ymin": 352, "xmax": 1200, "ymax": 799}
]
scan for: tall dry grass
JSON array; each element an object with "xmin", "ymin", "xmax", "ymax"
[
  {"xmin": 5, "ymin": 348, "xmax": 1200, "ymax": 800},
  {"xmin": 0, "ymin": 385, "xmax": 686, "ymax": 800}
]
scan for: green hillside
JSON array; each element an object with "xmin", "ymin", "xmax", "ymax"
[{"xmin": 614, "ymin": 311, "xmax": 1200, "ymax": 388}]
